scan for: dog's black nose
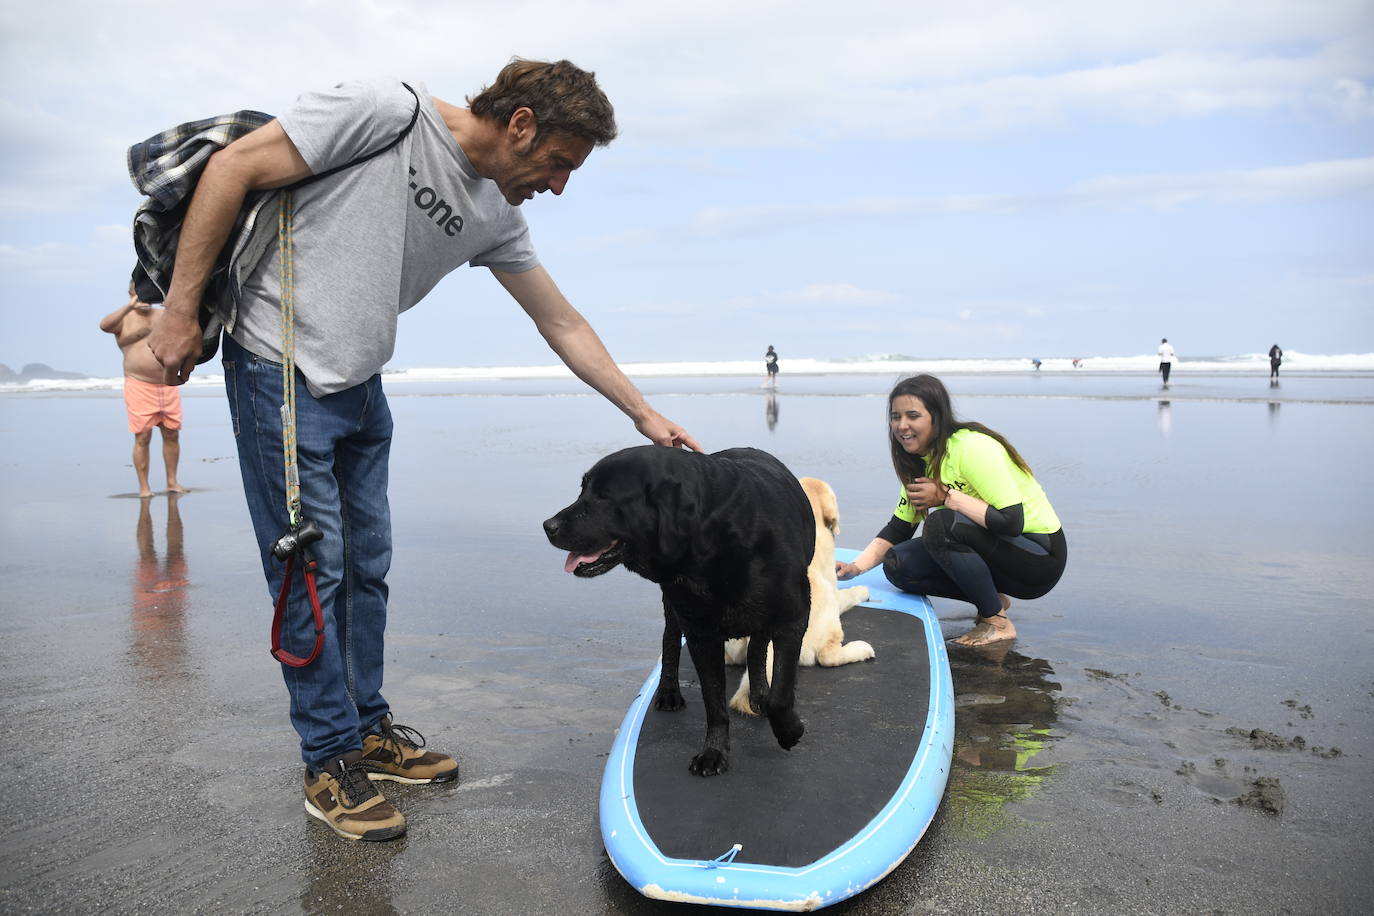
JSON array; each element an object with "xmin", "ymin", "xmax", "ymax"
[{"xmin": 543, "ymin": 517, "xmax": 562, "ymax": 540}]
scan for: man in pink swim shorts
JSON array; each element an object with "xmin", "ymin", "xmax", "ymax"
[{"xmin": 100, "ymin": 286, "xmax": 190, "ymax": 497}]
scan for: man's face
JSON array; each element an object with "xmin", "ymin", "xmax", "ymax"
[{"xmin": 492, "ymin": 115, "xmax": 595, "ymax": 206}]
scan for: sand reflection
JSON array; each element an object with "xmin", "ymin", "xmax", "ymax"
[
  {"xmin": 129, "ymin": 494, "xmax": 191, "ymax": 680},
  {"xmin": 1156, "ymin": 399, "xmax": 1172, "ymax": 437},
  {"xmin": 945, "ymin": 644, "xmax": 1060, "ymax": 838}
]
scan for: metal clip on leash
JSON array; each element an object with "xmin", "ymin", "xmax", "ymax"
[{"xmin": 268, "ymin": 192, "xmax": 327, "ymax": 668}]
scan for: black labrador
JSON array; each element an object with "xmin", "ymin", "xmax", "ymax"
[{"xmin": 543, "ymin": 445, "xmax": 814, "ymax": 776}]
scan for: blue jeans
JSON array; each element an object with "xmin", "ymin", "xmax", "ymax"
[{"xmin": 222, "ymin": 334, "xmax": 393, "ymax": 768}]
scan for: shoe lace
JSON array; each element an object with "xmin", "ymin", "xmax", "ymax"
[
  {"xmin": 334, "ymin": 760, "xmax": 380, "ymax": 806},
  {"xmin": 377, "ymin": 719, "xmax": 427, "ymax": 758}
]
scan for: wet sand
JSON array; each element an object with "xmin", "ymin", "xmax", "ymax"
[{"xmin": 2, "ymin": 374, "xmax": 1373, "ymax": 914}]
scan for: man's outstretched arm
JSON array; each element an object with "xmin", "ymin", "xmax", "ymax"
[{"xmin": 493, "ymin": 265, "xmax": 702, "ymax": 452}]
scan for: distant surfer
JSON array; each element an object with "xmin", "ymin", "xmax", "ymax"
[
  {"xmin": 1157, "ymin": 337, "xmax": 1176, "ymax": 387},
  {"xmin": 100, "ymin": 285, "xmax": 189, "ymax": 498},
  {"xmin": 837, "ymin": 375, "xmax": 1066, "ymax": 647},
  {"xmin": 764, "ymin": 344, "xmax": 779, "ymax": 389},
  {"xmin": 1269, "ymin": 343, "xmax": 1283, "ymax": 381}
]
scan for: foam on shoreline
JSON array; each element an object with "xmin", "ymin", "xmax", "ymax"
[{"xmin": 6, "ymin": 350, "xmax": 1372, "ymax": 393}]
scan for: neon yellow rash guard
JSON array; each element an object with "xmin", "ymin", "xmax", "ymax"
[{"xmin": 894, "ymin": 429, "xmax": 1061, "ymax": 534}]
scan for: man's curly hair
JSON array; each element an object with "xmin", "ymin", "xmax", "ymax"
[{"xmin": 467, "ymin": 58, "xmax": 617, "ymax": 147}]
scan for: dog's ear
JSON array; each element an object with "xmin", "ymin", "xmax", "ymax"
[
  {"xmin": 820, "ymin": 484, "xmax": 840, "ymax": 536},
  {"xmin": 801, "ymin": 477, "xmax": 841, "ymax": 535},
  {"xmin": 652, "ymin": 477, "xmax": 691, "ymax": 562}
]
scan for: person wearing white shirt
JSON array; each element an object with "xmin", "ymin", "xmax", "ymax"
[{"xmin": 1157, "ymin": 338, "xmax": 1176, "ymax": 386}]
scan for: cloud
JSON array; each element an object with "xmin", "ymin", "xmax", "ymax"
[
  {"xmin": 675, "ymin": 155, "xmax": 1374, "ymax": 237},
  {"xmin": 3, "ymin": 0, "xmax": 1371, "ymax": 215},
  {"xmin": 93, "ymin": 224, "xmax": 130, "ymax": 243},
  {"xmin": 0, "ymin": 223, "xmax": 131, "ymax": 280},
  {"xmin": 1327, "ymin": 77, "xmax": 1374, "ymax": 120},
  {"xmin": 1067, "ymin": 156, "xmax": 1374, "ymax": 208},
  {"xmin": 599, "ymin": 281, "xmax": 900, "ymax": 317},
  {"xmin": 0, "ymin": 241, "xmax": 77, "ymax": 276},
  {"xmin": 790, "ymin": 283, "xmax": 900, "ymax": 306},
  {"xmin": 606, "ymin": 3, "xmax": 1374, "ymax": 144}
]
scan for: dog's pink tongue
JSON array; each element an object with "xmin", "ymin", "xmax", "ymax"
[{"xmin": 564, "ymin": 550, "xmax": 601, "ymax": 573}]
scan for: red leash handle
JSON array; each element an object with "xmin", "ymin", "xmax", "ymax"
[{"xmin": 270, "ymin": 552, "xmax": 325, "ymax": 667}]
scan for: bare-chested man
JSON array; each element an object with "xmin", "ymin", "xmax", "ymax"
[{"xmin": 100, "ymin": 286, "xmax": 189, "ymax": 497}]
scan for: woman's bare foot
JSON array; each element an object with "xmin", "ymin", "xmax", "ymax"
[
  {"xmin": 952, "ymin": 604, "xmax": 1017, "ymax": 646},
  {"xmin": 167, "ymin": 483, "xmax": 190, "ymax": 493}
]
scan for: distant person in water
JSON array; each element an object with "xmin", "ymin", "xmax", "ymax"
[
  {"xmin": 837, "ymin": 374, "xmax": 1067, "ymax": 647},
  {"xmin": 764, "ymin": 345, "xmax": 779, "ymax": 389},
  {"xmin": 100, "ymin": 284, "xmax": 189, "ymax": 498},
  {"xmin": 1269, "ymin": 343, "xmax": 1283, "ymax": 381},
  {"xmin": 1031, "ymin": 358, "xmax": 1042, "ymax": 371},
  {"xmin": 1157, "ymin": 338, "xmax": 1176, "ymax": 387}
]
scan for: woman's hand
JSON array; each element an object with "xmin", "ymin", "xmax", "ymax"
[
  {"xmin": 905, "ymin": 477, "xmax": 949, "ymax": 511},
  {"xmin": 835, "ymin": 561, "xmax": 863, "ymax": 581}
]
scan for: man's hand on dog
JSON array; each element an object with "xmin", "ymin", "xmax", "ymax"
[{"xmin": 635, "ymin": 410, "xmax": 702, "ymax": 452}]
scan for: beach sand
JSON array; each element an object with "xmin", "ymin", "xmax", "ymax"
[{"xmin": 2, "ymin": 373, "xmax": 1372, "ymax": 914}]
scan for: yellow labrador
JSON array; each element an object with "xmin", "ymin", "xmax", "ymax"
[{"xmin": 725, "ymin": 477, "xmax": 874, "ymax": 715}]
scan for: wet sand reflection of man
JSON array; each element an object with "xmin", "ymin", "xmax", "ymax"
[{"xmin": 131, "ymin": 493, "xmax": 190, "ymax": 679}]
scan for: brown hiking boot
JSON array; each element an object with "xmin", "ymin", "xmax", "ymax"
[
  {"xmin": 303, "ymin": 751, "xmax": 407, "ymax": 841},
  {"xmin": 360, "ymin": 716, "xmax": 459, "ymax": 785}
]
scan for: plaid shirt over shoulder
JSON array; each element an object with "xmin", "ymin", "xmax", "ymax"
[{"xmin": 127, "ymin": 109, "xmax": 278, "ymax": 355}]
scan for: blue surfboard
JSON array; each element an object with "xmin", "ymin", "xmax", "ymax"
[{"xmin": 599, "ymin": 548, "xmax": 954, "ymax": 911}]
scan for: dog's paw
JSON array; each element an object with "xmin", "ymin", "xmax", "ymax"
[
  {"xmin": 851, "ymin": 639, "xmax": 875, "ymax": 661},
  {"xmin": 688, "ymin": 748, "xmax": 729, "ymax": 777},
  {"xmin": 769, "ymin": 711, "xmax": 805, "ymax": 750},
  {"xmin": 837, "ymin": 584, "xmax": 870, "ymax": 612},
  {"xmin": 653, "ymin": 686, "xmax": 686, "ymax": 712}
]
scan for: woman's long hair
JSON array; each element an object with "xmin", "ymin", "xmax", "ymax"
[{"xmin": 887, "ymin": 375, "xmax": 1032, "ymax": 486}]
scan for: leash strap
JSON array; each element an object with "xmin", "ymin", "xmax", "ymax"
[
  {"xmin": 277, "ymin": 192, "xmax": 302, "ymax": 528},
  {"xmin": 268, "ymin": 191, "xmax": 324, "ymax": 668},
  {"xmin": 270, "ymin": 552, "xmax": 325, "ymax": 667}
]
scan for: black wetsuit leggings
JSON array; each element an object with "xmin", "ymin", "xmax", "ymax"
[{"xmin": 882, "ymin": 510, "xmax": 1068, "ymax": 619}]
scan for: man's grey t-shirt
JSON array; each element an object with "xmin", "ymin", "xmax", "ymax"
[{"xmin": 231, "ymin": 79, "xmax": 539, "ymax": 396}]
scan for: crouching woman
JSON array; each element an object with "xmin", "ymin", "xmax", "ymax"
[{"xmin": 837, "ymin": 375, "xmax": 1067, "ymax": 646}]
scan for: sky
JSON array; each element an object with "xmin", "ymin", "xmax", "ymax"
[{"xmin": 1, "ymin": 0, "xmax": 1371, "ymax": 378}]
